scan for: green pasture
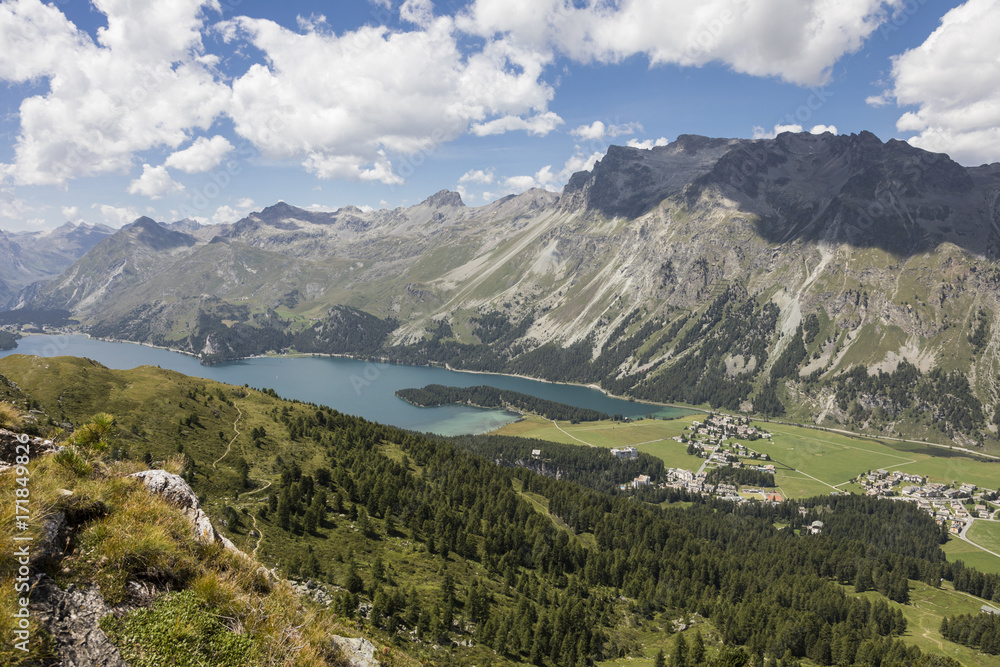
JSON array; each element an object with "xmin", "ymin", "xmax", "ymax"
[{"xmin": 496, "ymin": 415, "xmax": 1000, "ymax": 500}]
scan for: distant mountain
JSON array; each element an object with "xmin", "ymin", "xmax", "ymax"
[
  {"xmin": 14, "ymin": 131, "xmax": 1000, "ymax": 447},
  {"xmin": 0, "ymin": 221, "xmax": 114, "ymax": 308}
]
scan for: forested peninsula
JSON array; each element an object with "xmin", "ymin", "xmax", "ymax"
[{"xmin": 396, "ymin": 384, "xmax": 610, "ymax": 422}]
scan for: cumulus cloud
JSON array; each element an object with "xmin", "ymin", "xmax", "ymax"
[
  {"xmin": 495, "ymin": 146, "xmax": 606, "ymax": 195},
  {"xmin": 222, "ymin": 16, "xmax": 558, "ymax": 184},
  {"xmin": 570, "ymin": 120, "xmax": 643, "ymax": 141},
  {"xmin": 752, "ymin": 123, "xmax": 837, "ymax": 139},
  {"xmin": 0, "ymin": 0, "xmax": 230, "ymax": 186},
  {"xmin": 95, "ymin": 203, "xmax": 141, "ymax": 227},
  {"xmin": 0, "ymin": 193, "xmax": 31, "ymax": 219},
  {"xmin": 626, "ymin": 137, "xmax": 670, "ymax": 150},
  {"xmin": 458, "ymin": 0, "xmax": 900, "ymax": 86},
  {"xmin": 0, "ymin": 0, "xmax": 917, "ymax": 204},
  {"xmin": 61, "ymin": 205, "xmax": 81, "ymax": 221},
  {"xmin": 165, "ymin": 135, "xmax": 235, "ymax": 173},
  {"xmin": 400, "ymin": 0, "xmax": 434, "ymax": 27},
  {"xmin": 470, "ymin": 111, "xmax": 564, "ymax": 137},
  {"xmin": 875, "ymin": 0, "xmax": 1000, "ymax": 165},
  {"xmin": 809, "ymin": 124, "xmax": 838, "ymax": 135},
  {"xmin": 128, "ymin": 164, "xmax": 185, "ymax": 199},
  {"xmin": 212, "ymin": 197, "xmax": 256, "ymax": 224},
  {"xmin": 459, "ymin": 168, "xmax": 495, "ymax": 184}
]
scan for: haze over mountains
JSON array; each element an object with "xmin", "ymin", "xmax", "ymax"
[
  {"xmin": 0, "ymin": 222, "xmax": 114, "ymax": 306},
  {"xmin": 5, "ymin": 130, "xmax": 1000, "ymax": 446}
]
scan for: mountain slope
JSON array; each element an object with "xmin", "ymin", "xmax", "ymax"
[
  {"xmin": 13, "ymin": 131, "xmax": 1000, "ymax": 447},
  {"xmin": 0, "ymin": 222, "xmax": 113, "ymax": 308}
]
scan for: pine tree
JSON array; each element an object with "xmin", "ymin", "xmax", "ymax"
[
  {"xmin": 689, "ymin": 629, "xmax": 705, "ymax": 665},
  {"xmin": 669, "ymin": 633, "xmax": 688, "ymax": 667},
  {"xmin": 276, "ymin": 496, "xmax": 291, "ymax": 531},
  {"xmin": 345, "ymin": 562, "xmax": 364, "ymax": 594}
]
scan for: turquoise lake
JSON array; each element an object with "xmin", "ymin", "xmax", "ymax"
[{"xmin": 0, "ymin": 335, "xmax": 694, "ymax": 435}]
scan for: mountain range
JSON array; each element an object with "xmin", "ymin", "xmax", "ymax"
[
  {"xmin": 5, "ymin": 130, "xmax": 1000, "ymax": 448},
  {"xmin": 0, "ymin": 222, "xmax": 114, "ymax": 305}
]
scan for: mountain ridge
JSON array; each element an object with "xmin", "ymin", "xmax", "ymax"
[{"xmin": 6, "ymin": 130, "xmax": 1000, "ymax": 448}]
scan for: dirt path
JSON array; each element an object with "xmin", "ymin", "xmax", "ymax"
[
  {"xmin": 249, "ymin": 510, "xmax": 264, "ymax": 558},
  {"xmin": 213, "ymin": 402, "xmax": 243, "ymax": 469},
  {"xmin": 242, "ymin": 477, "xmax": 272, "ymax": 497},
  {"xmin": 551, "ymin": 419, "xmax": 596, "ymax": 447},
  {"xmin": 921, "ymin": 628, "xmax": 944, "ymax": 650}
]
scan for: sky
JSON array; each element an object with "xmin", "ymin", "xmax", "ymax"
[{"xmin": 0, "ymin": 0, "xmax": 997, "ymax": 232}]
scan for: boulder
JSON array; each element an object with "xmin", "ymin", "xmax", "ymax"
[
  {"xmin": 31, "ymin": 577, "xmax": 129, "ymax": 667},
  {"xmin": 128, "ymin": 469, "xmax": 240, "ymax": 553},
  {"xmin": 330, "ymin": 635, "xmax": 381, "ymax": 667}
]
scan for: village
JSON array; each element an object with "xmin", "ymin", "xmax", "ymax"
[
  {"xmin": 613, "ymin": 412, "xmax": 782, "ymax": 503},
  {"xmin": 610, "ymin": 412, "xmax": 1000, "ymax": 539},
  {"xmin": 854, "ymin": 468, "xmax": 1000, "ymax": 535}
]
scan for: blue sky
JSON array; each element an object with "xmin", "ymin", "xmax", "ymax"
[{"xmin": 0, "ymin": 0, "xmax": 996, "ymax": 231}]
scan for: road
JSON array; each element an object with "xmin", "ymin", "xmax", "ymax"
[{"xmin": 957, "ymin": 517, "xmax": 1000, "ymax": 560}]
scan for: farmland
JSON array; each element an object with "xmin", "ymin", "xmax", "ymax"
[{"xmin": 494, "ymin": 415, "xmax": 1000, "ymax": 494}]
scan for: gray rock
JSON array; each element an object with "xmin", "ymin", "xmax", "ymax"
[
  {"xmin": 0, "ymin": 428, "xmax": 58, "ymax": 467},
  {"xmin": 31, "ymin": 577, "xmax": 129, "ymax": 667},
  {"xmin": 128, "ymin": 469, "xmax": 240, "ymax": 553},
  {"xmin": 330, "ymin": 635, "xmax": 381, "ymax": 667}
]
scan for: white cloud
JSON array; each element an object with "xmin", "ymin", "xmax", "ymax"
[
  {"xmin": 212, "ymin": 198, "xmax": 256, "ymax": 224},
  {"xmin": 877, "ymin": 0, "xmax": 1000, "ymax": 165},
  {"xmin": 865, "ymin": 91, "xmax": 892, "ymax": 108},
  {"xmin": 626, "ymin": 137, "xmax": 670, "ymax": 150},
  {"xmin": 751, "ymin": 124, "xmax": 837, "ymax": 140},
  {"xmin": 471, "ymin": 111, "xmax": 564, "ymax": 137},
  {"xmin": 459, "ymin": 168, "xmax": 494, "ymax": 184},
  {"xmin": 165, "ymin": 135, "xmax": 234, "ymax": 173},
  {"xmin": 400, "ymin": 0, "xmax": 434, "ymax": 27},
  {"xmin": 809, "ymin": 124, "xmax": 838, "ymax": 135},
  {"xmin": 0, "ymin": 0, "xmax": 230, "ymax": 186},
  {"xmin": 128, "ymin": 164, "xmax": 185, "ymax": 199},
  {"xmin": 223, "ymin": 16, "xmax": 557, "ymax": 184},
  {"xmin": 459, "ymin": 0, "xmax": 900, "ymax": 87},
  {"xmin": 570, "ymin": 120, "xmax": 643, "ymax": 142},
  {"xmin": 61, "ymin": 205, "xmax": 81, "ymax": 221},
  {"xmin": 498, "ymin": 146, "xmax": 605, "ymax": 195},
  {"xmin": 753, "ymin": 123, "xmax": 802, "ymax": 139},
  {"xmin": 571, "ymin": 121, "xmax": 607, "ymax": 141},
  {"xmin": 0, "ymin": 193, "xmax": 30, "ymax": 219},
  {"xmin": 95, "ymin": 203, "xmax": 141, "ymax": 228}
]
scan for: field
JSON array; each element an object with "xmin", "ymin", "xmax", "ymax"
[
  {"xmin": 860, "ymin": 581, "xmax": 999, "ymax": 667},
  {"xmin": 495, "ymin": 415, "xmax": 703, "ymax": 470},
  {"xmin": 495, "ymin": 414, "xmax": 1000, "ymax": 575},
  {"xmin": 966, "ymin": 521, "xmax": 1000, "ymax": 556},
  {"xmin": 496, "ymin": 415, "xmax": 1000, "ymax": 494},
  {"xmin": 943, "ymin": 537, "xmax": 1000, "ymax": 575}
]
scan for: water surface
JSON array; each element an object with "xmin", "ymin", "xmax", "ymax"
[{"xmin": 1, "ymin": 335, "xmax": 693, "ymax": 435}]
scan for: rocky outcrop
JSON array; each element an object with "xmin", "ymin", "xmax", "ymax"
[
  {"xmin": 0, "ymin": 428, "xmax": 59, "ymax": 471},
  {"xmin": 330, "ymin": 636, "xmax": 381, "ymax": 667},
  {"xmin": 31, "ymin": 578, "xmax": 130, "ymax": 667},
  {"xmin": 128, "ymin": 469, "xmax": 239, "ymax": 553}
]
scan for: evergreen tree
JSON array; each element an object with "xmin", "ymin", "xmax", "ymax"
[
  {"xmin": 690, "ymin": 629, "xmax": 705, "ymax": 665},
  {"xmin": 669, "ymin": 633, "xmax": 688, "ymax": 667}
]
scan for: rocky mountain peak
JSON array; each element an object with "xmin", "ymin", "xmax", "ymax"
[
  {"xmin": 421, "ymin": 189, "xmax": 465, "ymax": 208},
  {"xmin": 562, "ymin": 134, "xmax": 743, "ymax": 218},
  {"xmin": 124, "ymin": 217, "xmax": 197, "ymax": 251}
]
